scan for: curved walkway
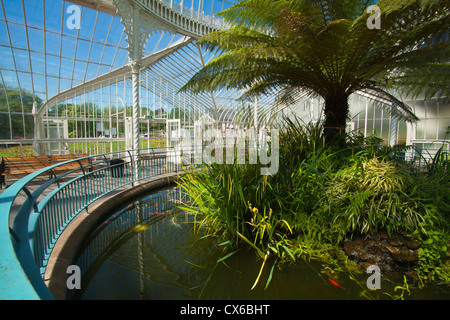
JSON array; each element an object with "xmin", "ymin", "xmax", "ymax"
[
  {"xmin": 43, "ymin": 171, "xmax": 182, "ymax": 300},
  {"xmin": 0, "ymin": 148, "xmax": 188, "ymax": 299}
]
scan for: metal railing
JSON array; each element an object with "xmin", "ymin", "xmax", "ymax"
[
  {"xmin": 0, "ymin": 147, "xmax": 183, "ymax": 300},
  {"xmin": 135, "ymin": 0, "xmax": 228, "ymax": 38},
  {"xmin": 393, "ymin": 140, "xmax": 449, "ymax": 173}
]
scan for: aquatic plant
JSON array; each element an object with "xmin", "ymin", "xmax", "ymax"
[
  {"xmin": 177, "ymin": 116, "xmax": 450, "ymax": 288},
  {"xmin": 327, "ymin": 156, "xmax": 427, "ymax": 235}
]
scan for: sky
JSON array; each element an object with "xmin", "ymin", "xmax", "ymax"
[{"xmin": 0, "ymin": 0, "xmax": 235, "ymax": 102}]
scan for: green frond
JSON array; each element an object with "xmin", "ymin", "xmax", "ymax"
[
  {"xmin": 215, "ymin": 0, "xmax": 286, "ymax": 30},
  {"xmin": 181, "ymin": 0, "xmax": 449, "ymax": 131},
  {"xmin": 358, "ymin": 86, "xmax": 419, "ymax": 122}
]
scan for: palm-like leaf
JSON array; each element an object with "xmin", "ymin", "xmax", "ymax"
[{"xmin": 180, "ymin": 0, "xmax": 449, "ymax": 143}]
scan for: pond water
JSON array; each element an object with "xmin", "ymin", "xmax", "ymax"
[{"xmin": 71, "ymin": 186, "xmax": 450, "ymax": 300}]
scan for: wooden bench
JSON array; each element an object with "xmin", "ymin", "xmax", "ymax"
[{"xmin": 0, "ymin": 154, "xmax": 90, "ymax": 188}]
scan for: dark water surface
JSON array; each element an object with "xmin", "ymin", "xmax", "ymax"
[{"xmin": 72, "ymin": 187, "xmax": 450, "ymax": 300}]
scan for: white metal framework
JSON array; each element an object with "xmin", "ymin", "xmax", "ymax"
[{"xmin": 0, "ymin": 0, "xmax": 448, "ymax": 157}]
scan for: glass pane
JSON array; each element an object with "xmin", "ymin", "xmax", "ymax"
[
  {"xmin": 0, "ymin": 20, "xmax": 10, "ymax": 46},
  {"xmin": 425, "ymin": 99, "xmax": 438, "ymax": 118},
  {"xmin": 93, "ymin": 12, "xmax": 112, "ymax": 43},
  {"xmin": 75, "ymin": 39, "xmax": 91, "ymax": 61},
  {"xmin": 424, "ymin": 119, "xmax": 438, "ymax": 140},
  {"xmin": 3, "ymin": 0, "xmax": 25, "ymax": 24},
  {"xmin": 106, "ymin": 17, "xmax": 124, "ymax": 46},
  {"xmin": 113, "ymin": 48, "xmax": 128, "ymax": 67},
  {"xmin": 78, "ymin": 7, "xmax": 97, "ymax": 40},
  {"xmin": 46, "ymin": 76, "xmax": 59, "ymax": 98},
  {"xmin": 98, "ymin": 64, "xmax": 110, "ymax": 77},
  {"xmin": 0, "ymin": 88, "xmax": 8, "ymax": 112},
  {"xmin": 59, "ymin": 78, "xmax": 71, "ymax": 92},
  {"xmin": 27, "ymin": 27, "xmax": 45, "ymax": 53},
  {"xmin": 61, "ymin": 35, "xmax": 77, "ymax": 58},
  {"xmin": 439, "ymin": 98, "xmax": 450, "ymax": 117},
  {"xmin": 20, "ymin": 88, "xmax": 34, "ymax": 113},
  {"xmin": 46, "ymin": 55, "xmax": 60, "ymax": 77},
  {"xmin": 1, "ymin": 70, "xmax": 19, "ymax": 88},
  {"xmin": 397, "ymin": 122, "xmax": 407, "ymax": 144},
  {"xmin": 45, "ymin": 31, "xmax": 61, "ymax": 56},
  {"xmin": 438, "ymin": 118, "xmax": 450, "ymax": 140},
  {"xmin": 33, "ymin": 73, "xmax": 46, "ymax": 93},
  {"xmin": 30, "ymin": 51, "xmax": 46, "ymax": 74},
  {"xmin": 10, "ymin": 114, "xmax": 24, "ymax": 138},
  {"xmin": 45, "ymin": 0, "xmax": 63, "ymax": 32},
  {"xmin": 0, "ymin": 114, "xmax": 11, "ymax": 139},
  {"xmin": 85, "ymin": 63, "xmax": 99, "ymax": 80},
  {"xmin": 60, "ymin": 57, "xmax": 74, "ymax": 77},
  {"xmin": 63, "ymin": 2, "xmax": 81, "ymax": 37},
  {"xmin": 24, "ymin": 114, "xmax": 34, "ymax": 139},
  {"xmin": 17, "ymin": 72, "xmax": 33, "ymax": 91},
  {"xmin": 8, "ymin": 23, "xmax": 28, "ymax": 49},
  {"xmin": 89, "ymin": 42, "xmax": 104, "ymax": 64},
  {"xmin": 416, "ymin": 121, "xmax": 425, "ymax": 140},
  {"xmin": 413, "ymin": 100, "xmax": 426, "ymax": 119},
  {"xmin": 0, "ymin": 46, "xmax": 15, "ymax": 70},
  {"xmin": 24, "ymin": 0, "xmax": 44, "ymax": 28},
  {"xmin": 13, "ymin": 48, "xmax": 31, "ymax": 72},
  {"xmin": 73, "ymin": 60, "xmax": 87, "ymax": 81},
  {"xmin": 101, "ymin": 45, "xmax": 116, "ymax": 66}
]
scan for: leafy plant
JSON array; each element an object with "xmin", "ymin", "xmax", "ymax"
[
  {"xmin": 327, "ymin": 156, "xmax": 427, "ymax": 235},
  {"xmin": 384, "ymin": 276, "xmax": 411, "ymax": 300},
  {"xmin": 238, "ymin": 204, "xmax": 295, "ymax": 289},
  {"xmin": 178, "ymin": 115, "xmax": 450, "ymax": 289},
  {"xmin": 181, "ymin": 0, "xmax": 449, "ymax": 144}
]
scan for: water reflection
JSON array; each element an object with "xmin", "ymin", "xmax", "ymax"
[
  {"xmin": 72, "ymin": 186, "xmax": 450, "ymax": 300},
  {"xmin": 72, "ymin": 186, "xmax": 219, "ymax": 300}
]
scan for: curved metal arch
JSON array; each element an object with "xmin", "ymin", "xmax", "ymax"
[{"xmin": 35, "ymin": 36, "xmax": 193, "ymax": 120}]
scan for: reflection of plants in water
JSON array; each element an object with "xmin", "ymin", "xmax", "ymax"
[{"xmin": 237, "ymin": 203, "xmax": 295, "ymax": 289}]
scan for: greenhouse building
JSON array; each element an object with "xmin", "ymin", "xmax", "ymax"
[{"xmin": 0, "ymin": 0, "xmax": 448, "ymax": 301}]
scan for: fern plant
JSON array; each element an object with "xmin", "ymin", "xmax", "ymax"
[
  {"xmin": 328, "ymin": 156, "xmax": 427, "ymax": 235},
  {"xmin": 181, "ymin": 0, "xmax": 449, "ymax": 145}
]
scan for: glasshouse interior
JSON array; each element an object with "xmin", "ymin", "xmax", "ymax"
[{"xmin": 0, "ymin": 0, "xmax": 449, "ymax": 301}]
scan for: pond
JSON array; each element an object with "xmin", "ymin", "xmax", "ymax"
[{"xmin": 71, "ymin": 186, "xmax": 450, "ymax": 300}]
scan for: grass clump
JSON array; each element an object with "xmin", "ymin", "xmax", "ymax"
[{"xmin": 177, "ymin": 117, "xmax": 450, "ymax": 289}]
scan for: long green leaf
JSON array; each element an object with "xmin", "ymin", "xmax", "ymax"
[{"xmin": 236, "ymin": 231, "xmax": 265, "ymax": 258}]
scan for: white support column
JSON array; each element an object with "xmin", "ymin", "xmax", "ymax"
[
  {"xmin": 113, "ymin": 0, "xmax": 172, "ymax": 182},
  {"xmin": 254, "ymin": 96, "xmax": 258, "ymax": 130},
  {"xmin": 389, "ymin": 101, "xmax": 398, "ymax": 147},
  {"xmin": 131, "ymin": 60, "xmax": 141, "ymax": 181}
]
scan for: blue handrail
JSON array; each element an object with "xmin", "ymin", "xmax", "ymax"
[{"xmin": 0, "ymin": 147, "xmax": 181, "ymax": 299}]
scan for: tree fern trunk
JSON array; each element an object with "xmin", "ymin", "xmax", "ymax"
[{"xmin": 323, "ymin": 95, "xmax": 349, "ymax": 146}]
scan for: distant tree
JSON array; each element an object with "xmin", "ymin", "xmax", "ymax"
[{"xmin": 0, "ymin": 85, "xmax": 43, "ymax": 139}]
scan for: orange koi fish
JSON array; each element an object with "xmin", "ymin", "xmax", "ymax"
[{"xmin": 329, "ymin": 279, "xmax": 345, "ymax": 290}]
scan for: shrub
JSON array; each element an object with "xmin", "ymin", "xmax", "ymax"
[{"xmin": 327, "ymin": 156, "xmax": 427, "ymax": 236}]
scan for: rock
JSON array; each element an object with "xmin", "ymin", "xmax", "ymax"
[{"xmin": 343, "ymin": 232, "xmax": 420, "ymax": 274}]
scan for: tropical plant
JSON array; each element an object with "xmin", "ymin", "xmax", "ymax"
[
  {"xmin": 327, "ymin": 156, "xmax": 429, "ymax": 235},
  {"xmin": 180, "ymin": 0, "xmax": 449, "ymax": 144}
]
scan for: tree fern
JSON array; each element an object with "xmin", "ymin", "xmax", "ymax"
[{"xmin": 180, "ymin": 0, "xmax": 449, "ymax": 144}]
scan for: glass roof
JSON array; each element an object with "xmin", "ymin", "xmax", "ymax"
[
  {"xmin": 0, "ymin": 0, "xmax": 239, "ymax": 139},
  {"xmin": 0, "ymin": 0, "xmax": 237, "ymax": 103}
]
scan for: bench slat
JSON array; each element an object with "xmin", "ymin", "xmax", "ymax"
[{"xmin": 1, "ymin": 154, "xmax": 90, "ymax": 186}]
